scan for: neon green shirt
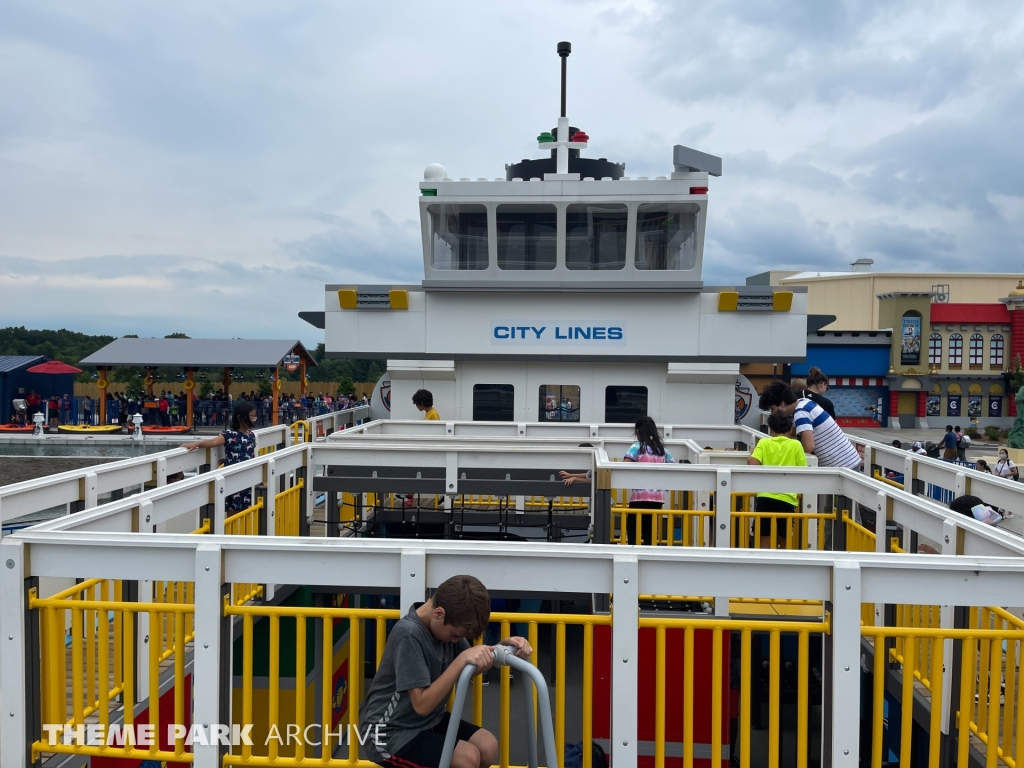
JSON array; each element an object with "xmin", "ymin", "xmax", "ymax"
[{"xmin": 750, "ymin": 435, "xmax": 808, "ymax": 506}]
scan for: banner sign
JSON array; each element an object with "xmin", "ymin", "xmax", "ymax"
[{"xmin": 901, "ymin": 316, "xmax": 921, "ymax": 365}]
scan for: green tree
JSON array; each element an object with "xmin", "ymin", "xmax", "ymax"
[{"xmin": 164, "ymin": 333, "xmax": 191, "ymax": 339}]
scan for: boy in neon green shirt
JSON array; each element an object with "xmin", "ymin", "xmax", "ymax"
[{"xmin": 747, "ymin": 411, "xmax": 807, "ymax": 548}]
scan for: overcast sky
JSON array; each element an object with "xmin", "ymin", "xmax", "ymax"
[{"xmin": 2, "ymin": 1, "xmax": 1023, "ymax": 344}]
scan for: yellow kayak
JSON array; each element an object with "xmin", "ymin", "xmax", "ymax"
[{"xmin": 56, "ymin": 425, "xmax": 123, "ymax": 434}]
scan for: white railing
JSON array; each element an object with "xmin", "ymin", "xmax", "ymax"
[{"xmin": 5, "ymin": 532, "xmax": 1024, "ymax": 768}]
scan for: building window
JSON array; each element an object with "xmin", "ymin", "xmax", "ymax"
[
  {"xmin": 472, "ymin": 384, "xmax": 514, "ymax": 421},
  {"xmin": 928, "ymin": 333, "xmax": 942, "ymax": 366},
  {"xmin": 428, "ymin": 204, "xmax": 489, "ymax": 270},
  {"xmin": 635, "ymin": 203, "xmax": 700, "ymax": 270},
  {"xmin": 605, "ymin": 386, "xmax": 648, "ymax": 423},
  {"xmin": 969, "ymin": 334, "xmax": 984, "ymax": 368},
  {"xmin": 538, "ymin": 385, "xmax": 580, "ymax": 422},
  {"xmin": 496, "ymin": 205, "xmax": 556, "ymax": 270},
  {"xmin": 948, "ymin": 334, "xmax": 962, "ymax": 368},
  {"xmin": 566, "ymin": 204, "xmax": 627, "ymax": 270},
  {"xmin": 991, "ymin": 334, "xmax": 1004, "ymax": 368}
]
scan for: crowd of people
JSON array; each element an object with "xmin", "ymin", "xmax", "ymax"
[{"xmin": 8, "ymin": 388, "xmax": 370, "ymax": 429}]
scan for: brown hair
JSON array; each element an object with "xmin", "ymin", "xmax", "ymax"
[
  {"xmin": 432, "ymin": 575, "xmax": 490, "ymax": 638},
  {"xmin": 806, "ymin": 367, "xmax": 828, "ymax": 388}
]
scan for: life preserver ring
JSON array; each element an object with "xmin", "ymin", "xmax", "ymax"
[
  {"xmin": 274, "ymin": 379, "xmax": 282, "ymax": 391},
  {"xmin": 145, "ymin": 376, "xmax": 154, "ymax": 386},
  {"xmin": 97, "ymin": 379, "xmax": 108, "ymax": 389},
  {"xmin": 183, "ymin": 379, "xmax": 195, "ymax": 390}
]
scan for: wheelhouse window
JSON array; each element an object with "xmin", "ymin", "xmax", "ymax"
[
  {"xmin": 472, "ymin": 384, "xmax": 514, "ymax": 421},
  {"xmin": 539, "ymin": 385, "xmax": 580, "ymax": 422},
  {"xmin": 969, "ymin": 334, "xmax": 984, "ymax": 368},
  {"xmin": 635, "ymin": 203, "xmax": 699, "ymax": 270},
  {"xmin": 496, "ymin": 204, "xmax": 556, "ymax": 270},
  {"xmin": 566, "ymin": 204, "xmax": 627, "ymax": 270},
  {"xmin": 605, "ymin": 386, "xmax": 648, "ymax": 423},
  {"xmin": 948, "ymin": 334, "xmax": 963, "ymax": 368},
  {"xmin": 428, "ymin": 204, "xmax": 488, "ymax": 270},
  {"xmin": 991, "ymin": 334, "xmax": 1004, "ymax": 367},
  {"xmin": 928, "ymin": 333, "xmax": 942, "ymax": 366}
]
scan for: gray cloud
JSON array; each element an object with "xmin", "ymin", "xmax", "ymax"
[{"xmin": 1, "ymin": 0, "xmax": 1023, "ymax": 343}]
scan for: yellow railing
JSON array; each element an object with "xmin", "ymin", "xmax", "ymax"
[
  {"xmin": 611, "ymin": 494, "xmax": 834, "ymax": 550},
  {"xmin": 610, "ymin": 505, "xmax": 713, "ymax": 546},
  {"xmin": 31, "ymin": 580, "xmax": 195, "ymax": 764},
  {"xmin": 225, "ymin": 499, "xmax": 265, "ymax": 604},
  {"xmin": 290, "ymin": 419, "xmax": 311, "ymax": 444},
  {"xmin": 638, "ymin": 613, "xmax": 830, "ymax": 768},
  {"xmin": 275, "ymin": 479, "xmax": 304, "ymax": 536},
  {"xmin": 863, "ymin": 619, "xmax": 1024, "ymax": 768},
  {"xmin": 872, "ymin": 469, "xmax": 905, "ymax": 489},
  {"xmin": 223, "ymin": 603, "xmax": 400, "ymax": 767}
]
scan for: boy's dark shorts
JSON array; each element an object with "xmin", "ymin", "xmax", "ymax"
[
  {"xmin": 378, "ymin": 713, "xmax": 481, "ymax": 768},
  {"xmin": 754, "ymin": 496, "xmax": 797, "ymax": 536}
]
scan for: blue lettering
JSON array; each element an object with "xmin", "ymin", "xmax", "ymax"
[
  {"xmin": 494, "ymin": 326, "xmax": 510, "ymax": 339},
  {"xmin": 592, "ymin": 327, "xmax": 606, "ymax": 340},
  {"xmin": 516, "ymin": 326, "xmax": 529, "ymax": 339},
  {"xmin": 608, "ymin": 327, "xmax": 623, "ymax": 340},
  {"xmin": 531, "ymin": 326, "xmax": 546, "ymax": 339},
  {"xmin": 574, "ymin": 327, "xmax": 590, "ymax": 339},
  {"xmin": 555, "ymin": 327, "xmax": 567, "ymax": 339}
]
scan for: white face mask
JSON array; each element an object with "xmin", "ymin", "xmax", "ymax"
[{"xmin": 1000, "ymin": 453, "xmax": 1008, "ymax": 460}]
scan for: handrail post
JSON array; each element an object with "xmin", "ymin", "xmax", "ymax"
[
  {"xmin": 297, "ymin": 465, "xmax": 311, "ymax": 537},
  {"xmin": 400, "ymin": 549, "xmax": 426, "ymax": 615},
  {"xmin": 24, "ymin": 575, "xmax": 41, "ymax": 766},
  {"xmin": 612, "ymin": 555, "xmax": 639, "ymax": 768},
  {"xmin": 714, "ymin": 470, "xmax": 731, "ymax": 616},
  {"xmin": 0, "ymin": 539, "xmax": 29, "ymax": 766},
  {"xmin": 940, "ymin": 606, "xmax": 969, "ymax": 768},
  {"xmin": 193, "ymin": 543, "xmax": 225, "ymax": 768},
  {"xmin": 831, "ymin": 561, "xmax": 861, "ymax": 767}
]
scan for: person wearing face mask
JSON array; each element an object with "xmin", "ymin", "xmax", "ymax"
[
  {"xmin": 995, "ymin": 449, "xmax": 1018, "ymax": 481},
  {"xmin": 181, "ymin": 400, "xmax": 258, "ymax": 511}
]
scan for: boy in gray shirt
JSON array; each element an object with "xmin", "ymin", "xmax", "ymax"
[{"xmin": 361, "ymin": 575, "xmax": 532, "ymax": 768}]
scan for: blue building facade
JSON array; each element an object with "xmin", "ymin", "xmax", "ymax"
[
  {"xmin": 791, "ymin": 331, "xmax": 893, "ymax": 427},
  {"xmin": 0, "ymin": 356, "xmax": 76, "ymax": 425}
]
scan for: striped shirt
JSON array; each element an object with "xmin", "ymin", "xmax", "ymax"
[{"xmin": 793, "ymin": 398, "xmax": 861, "ymax": 469}]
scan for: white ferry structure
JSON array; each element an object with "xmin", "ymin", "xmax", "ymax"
[{"xmin": 312, "ymin": 43, "xmax": 806, "ymax": 424}]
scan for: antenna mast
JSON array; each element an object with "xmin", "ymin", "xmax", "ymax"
[{"xmin": 557, "ymin": 41, "xmax": 570, "ymax": 118}]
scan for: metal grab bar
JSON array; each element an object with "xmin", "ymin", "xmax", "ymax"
[{"xmin": 440, "ymin": 645, "xmax": 557, "ymax": 768}]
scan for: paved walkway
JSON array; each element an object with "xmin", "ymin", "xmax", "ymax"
[{"xmin": 844, "ymin": 427, "xmax": 1005, "ymax": 460}]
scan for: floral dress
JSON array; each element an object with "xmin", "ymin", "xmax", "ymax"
[{"xmin": 222, "ymin": 429, "xmax": 257, "ymax": 512}]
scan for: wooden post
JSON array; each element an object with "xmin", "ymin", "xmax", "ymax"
[
  {"xmin": 272, "ymin": 367, "xmax": 280, "ymax": 426},
  {"xmin": 145, "ymin": 367, "xmax": 154, "ymax": 397},
  {"xmin": 223, "ymin": 367, "xmax": 232, "ymax": 397},
  {"xmin": 300, "ymin": 359, "xmax": 307, "ymax": 397},
  {"xmin": 98, "ymin": 367, "xmax": 108, "ymax": 426},
  {"xmin": 186, "ymin": 368, "xmax": 195, "ymax": 430}
]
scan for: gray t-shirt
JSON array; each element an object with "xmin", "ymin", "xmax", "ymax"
[{"xmin": 361, "ymin": 604, "xmax": 470, "ymax": 760}]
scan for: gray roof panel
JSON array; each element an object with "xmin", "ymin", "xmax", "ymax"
[
  {"xmin": 0, "ymin": 355, "xmax": 46, "ymax": 374},
  {"xmin": 79, "ymin": 339, "xmax": 316, "ymax": 369}
]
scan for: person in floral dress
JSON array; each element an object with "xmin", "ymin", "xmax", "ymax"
[{"xmin": 181, "ymin": 400, "xmax": 258, "ymax": 511}]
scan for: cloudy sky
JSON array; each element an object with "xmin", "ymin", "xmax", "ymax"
[{"xmin": 2, "ymin": 1, "xmax": 1023, "ymax": 344}]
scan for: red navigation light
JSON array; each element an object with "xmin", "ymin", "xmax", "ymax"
[
  {"xmin": 571, "ymin": 130, "xmax": 589, "ymax": 142},
  {"xmin": 690, "ymin": 186, "xmax": 708, "ymax": 194}
]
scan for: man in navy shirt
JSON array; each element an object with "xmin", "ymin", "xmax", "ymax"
[{"xmin": 942, "ymin": 425, "xmax": 958, "ymax": 460}]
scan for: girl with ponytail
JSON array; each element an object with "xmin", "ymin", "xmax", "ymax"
[{"xmin": 622, "ymin": 416, "xmax": 675, "ymax": 545}]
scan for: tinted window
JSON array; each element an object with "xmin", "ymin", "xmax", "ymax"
[
  {"xmin": 428, "ymin": 204, "xmax": 489, "ymax": 270},
  {"xmin": 497, "ymin": 205, "xmax": 556, "ymax": 270},
  {"xmin": 539, "ymin": 385, "xmax": 581, "ymax": 422},
  {"xmin": 605, "ymin": 386, "xmax": 648, "ymax": 423},
  {"xmin": 472, "ymin": 384, "xmax": 514, "ymax": 421},
  {"xmin": 566, "ymin": 204, "xmax": 627, "ymax": 270},
  {"xmin": 635, "ymin": 203, "xmax": 699, "ymax": 270}
]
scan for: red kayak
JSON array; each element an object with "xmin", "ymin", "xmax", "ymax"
[
  {"xmin": 0, "ymin": 425, "xmax": 34, "ymax": 433},
  {"xmin": 141, "ymin": 426, "xmax": 191, "ymax": 434}
]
